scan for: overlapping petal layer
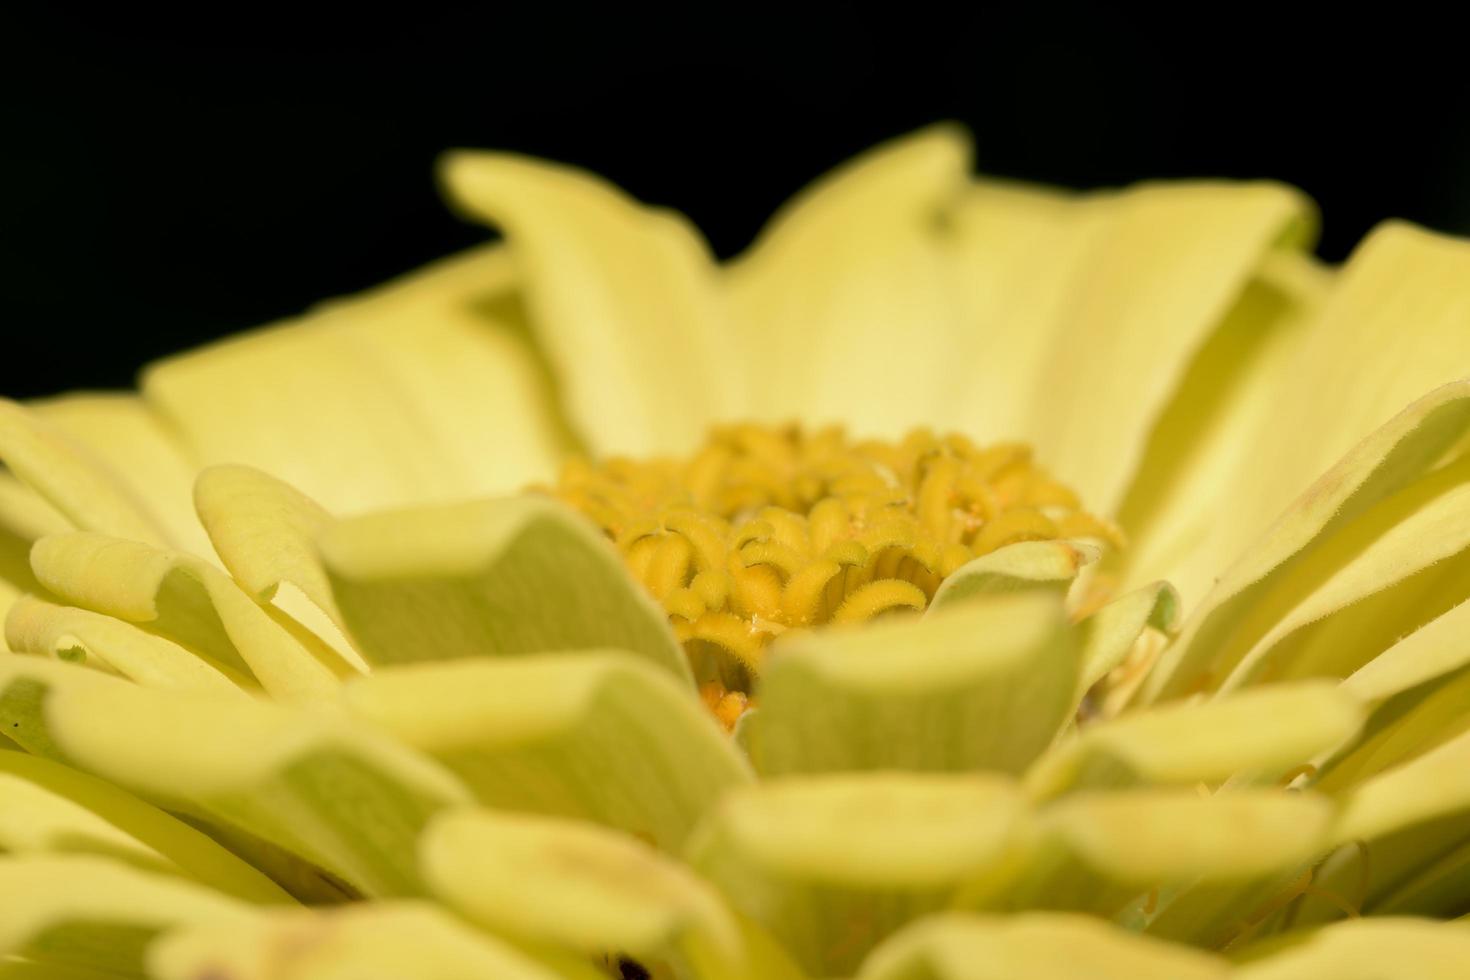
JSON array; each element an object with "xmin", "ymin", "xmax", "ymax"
[{"xmin": 2, "ymin": 126, "xmax": 1470, "ymax": 978}]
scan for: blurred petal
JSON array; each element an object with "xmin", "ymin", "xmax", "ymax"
[
  {"xmin": 0, "ymin": 750, "xmax": 291, "ymax": 905},
  {"xmin": 953, "ymin": 179, "xmax": 1313, "ymax": 514},
  {"xmin": 1006, "ymin": 790, "xmax": 1332, "ymax": 934},
  {"xmin": 30, "ymin": 533, "xmax": 342, "ymax": 700},
  {"xmin": 1234, "ymin": 223, "xmax": 1470, "ymax": 541},
  {"xmin": 686, "ymin": 772, "xmax": 1028, "ymax": 977},
  {"xmin": 725, "ymin": 125, "xmax": 970, "ymax": 435},
  {"xmin": 1232, "ymin": 917, "xmax": 1470, "ymax": 980},
  {"xmin": 344, "ymin": 653, "xmax": 750, "ymax": 851},
  {"xmin": 423, "ymin": 808, "xmax": 756, "ymax": 980},
  {"xmin": 319, "ymin": 496, "xmax": 690, "ymax": 682},
  {"xmin": 0, "ymin": 855, "xmax": 252, "ymax": 976},
  {"xmin": 0, "ymin": 399, "xmax": 167, "ymax": 547},
  {"xmin": 142, "ymin": 245, "xmax": 568, "ymax": 514},
  {"xmin": 1114, "ymin": 252, "xmax": 1330, "ymax": 603},
  {"xmin": 0, "ymin": 658, "xmax": 469, "ymax": 898},
  {"xmin": 150, "ymin": 902, "xmax": 605, "ymax": 980},
  {"xmin": 33, "ymin": 393, "xmax": 212, "ymax": 558},
  {"xmin": 741, "ymin": 592, "xmax": 1076, "ymax": 775},
  {"xmin": 1316, "ymin": 598, "xmax": 1470, "ymax": 791},
  {"xmin": 856, "ymin": 912, "xmax": 1227, "ymax": 980},
  {"xmin": 1300, "ymin": 727, "xmax": 1470, "ymax": 922},
  {"xmin": 441, "ymin": 154, "xmax": 736, "ymax": 456},
  {"xmin": 1024, "ymin": 682, "xmax": 1362, "ymax": 801}
]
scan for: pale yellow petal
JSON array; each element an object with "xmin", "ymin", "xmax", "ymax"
[
  {"xmin": 5, "ymin": 594, "xmax": 245, "ymax": 695},
  {"xmin": 0, "ymin": 399, "xmax": 167, "ymax": 546},
  {"xmin": 142, "ymin": 245, "xmax": 567, "ymax": 515},
  {"xmin": 1301, "ymin": 727, "xmax": 1470, "ymax": 922},
  {"xmin": 344, "ymin": 652, "xmax": 749, "ymax": 852},
  {"xmin": 30, "ymin": 533, "xmax": 342, "ymax": 700},
  {"xmin": 318, "ymin": 496, "xmax": 690, "ymax": 682},
  {"xmin": 742, "ymin": 592, "xmax": 1076, "ymax": 775},
  {"xmin": 1312, "ymin": 599, "xmax": 1470, "ymax": 791},
  {"xmin": 1232, "ymin": 917, "xmax": 1470, "ymax": 980},
  {"xmin": 1025, "ymin": 682, "xmax": 1361, "ymax": 801},
  {"xmin": 928, "ymin": 539, "xmax": 1101, "ymax": 612},
  {"xmin": 725, "ymin": 125, "xmax": 970, "ymax": 435},
  {"xmin": 686, "ymin": 772, "xmax": 1029, "ymax": 977},
  {"xmin": 1234, "ymin": 223, "xmax": 1470, "ymax": 539},
  {"xmin": 1002, "ymin": 789, "xmax": 1334, "ymax": 947},
  {"xmin": 1214, "ymin": 447, "xmax": 1470, "ymax": 694},
  {"xmin": 1114, "ymin": 251, "xmax": 1330, "ymax": 603},
  {"xmin": 33, "ymin": 393, "xmax": 212, "ymax": 558},
  {"xmin": 1142, "ymin": 380, "xmax": 1470, "ymax": 702},
  {"xmin": 0, "ymin": 855, "xmax": 253, "ymax": 975},
  {"xmin": 1074, "ymin": 580, "xmax": 1180, "ymax": 697},
  {"xmin": 193, "ymin": 464, "xmax": 365, "ymax": 672},
  {"xmin": 423, "ymin": 808, "xmax": 754, "ymax": 980},
  {"xmin": 954, "ymin": 180, "xmax": 1313, "ymax": 514},
  {"xmin": 0, "ymin": 750, "xmax": 290, "ymax": 904},
  {"xmin": 856, "ymin": 912, "xmax": 1227, "ymax": 980},
  {"xmin": 441, "ymin": 154, "xmax": 736, "ymax": 456},
  {"xmin": 149, "ymin": 902, "xmax": 606, "ymax": 980},
  {"xmin": 0, "ymin": 657, "xmax": 469, "ymax": 898}
]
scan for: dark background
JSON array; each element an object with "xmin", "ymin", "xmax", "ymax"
[{"xmin": 5, "ymin": 11, "xmax": 1469, "ymax": 399}]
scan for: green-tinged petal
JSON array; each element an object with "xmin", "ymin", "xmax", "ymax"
[
  {"xmin": 944, "ymin": 180, "xmax": 1107, "ymax": 441},
  {"xmin": 1315, "ymin": 599, "xmax": 1470, "ymax": 791},
  {"xmin": 856, "ymin": 912, "xmax": 1228, "ymax": 980},
  {"xmin": 1215, "ymin": 448, "xmax": 1470, "ymax": 694},
  {"xmin": 148, "ymin": 902, "xmax": 605, "ymax": 980},
  {"xmin": 725, "ymin": 125, "xmax": 969, "ymax": 436},
  {"xmin": 742, "ymin": 591, "xmax": 1076, "ymax": 775},
  {"xmin": 0, "ymin": 399, "xmax": 167, "ymax": 547},
  {"xmin": 1114, "ymin": 252, "xmax": 1330, "ymax": 604},
  {"xmin": 441, "ymin": 153, "xmax": 736, "ymax": 456},
  {"xmin": 960, "ymin": 180, "xmax": 1313, "ymax": 514},
  {"xmin": 1232, "ymin": 917, "xmax": 1470, "ymax": 980},
  {"xmin": 0, "ymin": 475, "xmax": 68, "ymax": 618},
  {"xmin": 0, "ymin": 750, "xmax": 290, "ymax": 904},
  {"xmin": 193, "ymin": 464, "xmax": 365, "ymax": 673},
  {"xmin": 1295, "ymin": 727, "xmax": 1470, "ymax": 923},
  {"xmin": 1231, "ymin": 223, "xmax": 1470, "ymax": 543},
  {"xmin": 0, "ymin": 658, "xmax": 469, "ymax": 898},
  {"xmin": 0, "ymin": 855, "xmax": 253, "ymax": 977},
  {"xmin": 5, "ymin": 594, "xmax": 245, "ymax": 695},
  {"xmin": 686, "ymin": 772, "xmax": 1029, "ymax": 977},
  {"xmin": 33, "ymin": 393, "xmax": 212, "ymax": 559},
  {"xmin": 142, "ymin": 245, "xmax": 567, "ymax": 515},
  {"xmin": 422, "ymin": 807, "xmax": 762, "ymax": 980},
  {"xmin": 1074, "ymin": 581, "xmax": 1180, "ymax": 699},
  {"xmin": 30, "ymin": 533, "xmax": 342, "ymax": 700},
  {"xmin": 1024, "ymin": 682, "xmax": 1362, "ymax": 801},
  {"xmin": 319, "ymin": 496, "xmax": 690, "ymax": 682},
  {"xmin": 1141, "ymin": 380, "xmax": 1470, "ymax": 703},
  {"xmin": 344, "ymin": 652, "xmax": 748, "ymax": 852},
  {"xmin": 1005, "ymin": 790, "xmax": 1332, "ymax": 930},
  {"xmin": 927, "ymin": 539, "xmax": 1100, "ymax": 612}
]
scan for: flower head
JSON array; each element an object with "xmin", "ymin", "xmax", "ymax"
[{"xmin": 3, "ymin": 127, "xmax": 1470, "ymax": 978}]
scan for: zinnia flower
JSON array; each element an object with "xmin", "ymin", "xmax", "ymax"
[{"xmin": 4, "ymin": 125, "xmax": 1470, "ymax": 979}]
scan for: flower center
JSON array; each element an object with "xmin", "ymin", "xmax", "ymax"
[{"xmin": 552, "ymin": 425, "xmax": 1118, "ymax": 729}]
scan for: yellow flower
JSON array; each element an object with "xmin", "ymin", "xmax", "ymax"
[{"xmin": 3, "ymin": 125, "xmax": 1470, "ymax": 978}]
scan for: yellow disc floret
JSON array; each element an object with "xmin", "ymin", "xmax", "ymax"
[{"xmin": 550, "ymin": 425, "xmax": 1121, "ymax": 725}]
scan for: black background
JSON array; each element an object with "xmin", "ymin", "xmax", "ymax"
[{"xmin": 5, "ymin": 11, "xmax": 1469, "ymax": 399}]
